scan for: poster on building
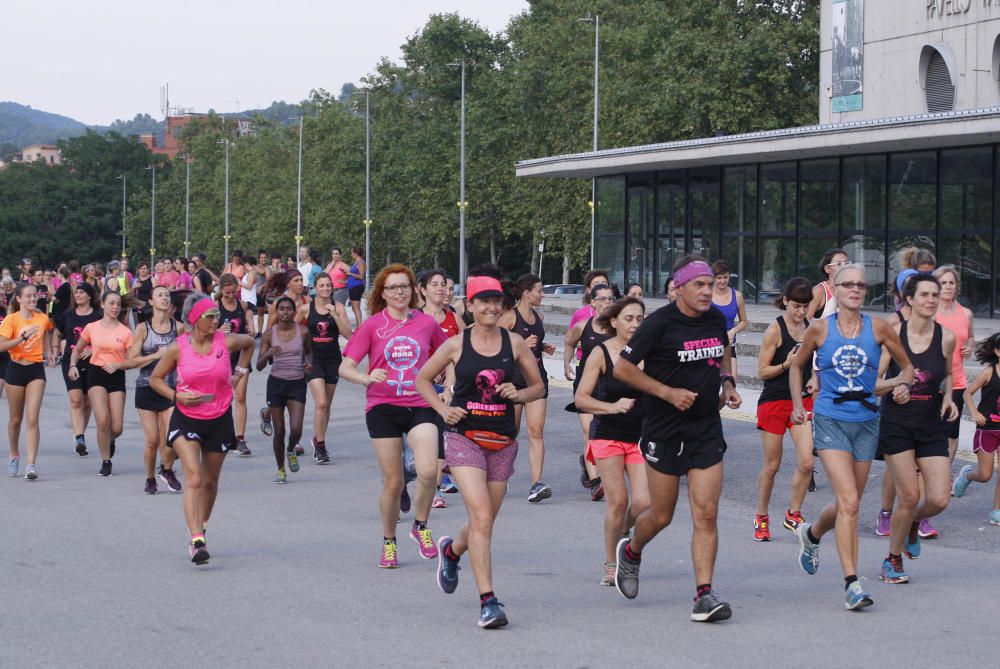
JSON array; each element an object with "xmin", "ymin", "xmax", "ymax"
[{"xmin": 831, "ymin": 0, "xmax": 863, "ymax": 112}]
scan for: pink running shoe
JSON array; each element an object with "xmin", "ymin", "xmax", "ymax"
[
  {"xmin": 410, "ymin": 523, "xmax": 438, "ymax": 560},
  {"xmin": 875, "ymin": 509, "xmax": 892, "ymax": 537},
  {"xmin": 432, "ymin": 491, "xmax": 447, "ymax": 509},
  {"xmin": 917, "ymin": 518, "xmax": 938, "ymax": 539},
  {"xmin": 379, "ymin": 540, "xmax": 398, "ymax": 569}
]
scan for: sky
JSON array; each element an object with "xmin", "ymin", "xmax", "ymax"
[{"xmin": 4, "ymin": 0, "xmax": 529, "ymax": 126}]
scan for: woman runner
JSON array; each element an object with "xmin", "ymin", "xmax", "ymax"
[
  {"xmin": 417, "ymin": 275, "xmax": 545, "ymax": 628},
  {"xmin": 339, "ymin": 264, "xmax": 448, "ymax": 568},
  {"xmin": 258, "ymin": 269, "xmax": 309, "ymax": 442},
  {"xmin": 710, "ymin": 260, "xmax": 748, "ymax": 381},
  {"xmin": 0, "ymin": 283, "xmax": 53, "ymax": 479},
  {"xmin": 54, "ymin": 282, "xmax": 101, "ymax": 457},
  {"xmin": 129, "ymin": 285, "xmax": 183, "ymax": 494},
  {"xmin": 954, "ymin": 333, "xmax": 1000, "ymax": 525},
  {"xmin": 806, "ymin": 248, "xmax": 850, "ymax": 320},
  {"xmin": 788, "ymin": 264, "xmax": 913, "ymax": 610},
  {"xmin": 574, "ymin": 297, "xmax": 650, "ymax": 586},
  {"xmin": 68, "ymin": 291, "xmax": 132, "ymax": 477},
  {"xmin": 346, "ymin": 247, "xmax": 367, "ymax": 326},
  {"xmin": 217, "ymin": 273, "xmax": 255, "ymax": 456},
  {"xmin": 298, "ymin": 273, "xmax": 352, "ymax": 464},
  {"xmin": 258, "ymin": 296, "xmax": 313, "ymax": 483},
  {"xmin": 325, "ymin": 247, "xmax": 351, "ymax": 306},
  {"xmin": 149, "ymin": 292, "xmax": 254, "ymax": 565},
  {"xmin": 500, "ymin": 274, "xmax": 555, "ymax": 503},
  {"xmin": 934, "ymin": 265, "xmax": 974, "ymax": 463},
  {"xmin": 754, "ymin": 278, "xmax": 816, "ymax": 541}
]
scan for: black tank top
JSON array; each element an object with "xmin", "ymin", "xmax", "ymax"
[
  {"xmin": 450, "ymin": 329, "xmax": 516, "ymax": 437},
  {"xmin": 135, "ymin": 277, "xmax": 153, "ymax": 303},
  {"xmin": 883, "ymin": 322, "xmax": 946, "ymax": 425},
  {"xmin": 513, "ymin": 306, "xmax": 545, "ymax": 366},
  {"xmin": 976, "ymin": 365, "xmax": 1000, "ymax": 430},
  {"xmin": 758, "ymin": 316, "xmax": 812, "ymax": 405},
  {"xmin": 307, "ymin": 301, "xmax": 342, "ymax": 361},
  {"xmin": 217, "ymin": 299, "xmax": 249, "ymax": 334},
  {"xmin": 591, "ymin": 343, "xmax": 643, "ymax": 442},
  {"xmin": 578, "ymin": 317, "xmax": 612, "ymax": 369}
]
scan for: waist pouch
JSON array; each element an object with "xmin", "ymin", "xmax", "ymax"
[{"xmin": 464, "ymin": 430, "xmax": 513, "ymax": 451}]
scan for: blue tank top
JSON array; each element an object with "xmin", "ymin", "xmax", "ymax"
[
  {"xmin": 813, "ymin": 313, "xmax": 881, "ymax": 422},
  {"xmin": 712, "ymin": 288, "xmax": 739, "ymax": 332}
]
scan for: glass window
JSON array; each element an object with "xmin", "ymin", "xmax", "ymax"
[
  {"xmin": 798, "ymin": 236, "xmax": 841, "ymax": 285},
  {"xmin": 841, "ymin": 234, "xmax": 888, "ymax": 310},
  {"xmin": 889, "ymin": 152, "xmax": 936, "ymax": 233},
  {"xmin": 800, "ymin": 159, "xmax": 839, "ymax": 233},
  {"xmin": 723, "ymin": 165, "xmax": 757, "ymax": 236},
  {"xmin": 760, "ymin": 162, "xmax": 796, "ymax": 233},
  {"xmin": 723, "ymin": 236, "xmax": 757, "ymax": 303},
  {"xmin": 940, "ymin": 146, "xmax": 993, "ymax": 314},
  {"xmin": 760, "ymin": 236, "xmax": 796, "ymax": 298},
  {"xmin": 689, "ymin": 166, "xmax": 721, "ymax": 260},
  {"xmin": 842, "ymin": 154, "xmax": 886, "ymax": 237},
  {"xmin": 628, "ymin": 186, "xmax": 654, "ymax": 291},
  {"xmin": 596, "ymin": 177, "xmax": 625, "ymax": 235},
  {"xmin": 595, "ymin": 235, "xmax": 624, "ymax": 289}
]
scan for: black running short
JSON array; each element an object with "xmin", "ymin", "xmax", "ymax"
[
  {"xmin": 877, "ymin": 417, "xmax": 948, "ymax": 459},
  {"xmin": 945, "ymin": 389, "xmax": 964, "ymax": 440},
  {"xmin": 307, "ymin": 358, "xmax": 340, "ymax": 385},
  {"xmin": 266, "ymin": 376, "xmax": 307, "ymax": 408},
  {"xmin": 0, "ymin": 352, "xmax": 8, "ymax": 379},
  {"xmin": 87, "ymin": 366, "xmax": 126, "ymax": 394},
  {"xmin": 365, "ymin": 404, "xmax": 437, "ymax": 439},
  {"xmin": 5, "ymin": 361, "xmax": 46, "ymax": 387},
  {"xmin": 135, "ymin": 385, "xmax": 173, "ymax": 412},
  {"xmin": 63, "ymin": 358, "xmax": 91, "ymax": 392},
  {"xmin": 168, "ymin": 407, "xmax": 237, "ymax": 453},
  {"xmin": 348, "ymin": 284, "xmax": 364, "ymax": 302},
  {"xmin": 640, "ymin": 432, "xmax": 727, "ymax": 477}
]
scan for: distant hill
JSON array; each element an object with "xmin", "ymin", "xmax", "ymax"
[{"xmin": 0, "ymin": 101, "xmax": 89, "ymax": 147}]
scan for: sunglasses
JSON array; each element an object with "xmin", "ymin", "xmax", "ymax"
[
  {"xmin": 836, "ymin": 281, "xmax": 868, "ymax": 291},
  {"xmin": 200, "ymin": 309, "xmax": 221, "ymax": 320}
]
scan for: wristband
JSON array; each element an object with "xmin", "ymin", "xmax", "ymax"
[{"xmin": 234, "ymin": 366, "xmax": 249, "ymax": 376}]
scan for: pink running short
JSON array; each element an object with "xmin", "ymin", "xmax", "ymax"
[
  {"xmin": 587, "ymin": 439, "xmax": 644, "ymax": 465},
  {"xmin": 973, "ymin": 429, "xmax": 1000, "ymax": 455},
  {"xmin": 443, "ymin": 431, "xmax": 518, "ymax": 482}
]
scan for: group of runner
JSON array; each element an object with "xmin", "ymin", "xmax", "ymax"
[{"xmin": 2, "ymin": 243, "xmax": 998, "ymax": 629}]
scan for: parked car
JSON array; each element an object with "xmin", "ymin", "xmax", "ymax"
[{"xmin": 543, "ymin": 284, "xmax": 586, "ymax": 296}]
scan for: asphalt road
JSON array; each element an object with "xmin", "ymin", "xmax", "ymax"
[{"xmin": 2, "ymin": 366, "xmax": 999, "ymax": 668}]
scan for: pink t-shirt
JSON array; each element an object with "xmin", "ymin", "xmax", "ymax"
[
  {"xmin": 175, "ymin": 331, "xmax": 233, "ymax": 420},
  {"xmin": 157, "ymin": 271, "xmax": 180, "ymax": 289},
  {"xmin": 343, "ymin": 309, "xmax": 448, "ymax": 411},
  {"xmin": 176, "ymin": 272, "xmax": 194, "ymax": 291},
  {"xmin": 569, "ymin": 305, "xmax": 596, "ymax": 361}
]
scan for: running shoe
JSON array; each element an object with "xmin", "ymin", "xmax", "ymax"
[
  {"xmin": 259, "ymin": 407, "xmax": 273, "ymax": 436},
  {"xmin": 952, "ymin": 464, "xmax": 973, "ymax": 498},
  {"xmin": 236, "ymin": 438, "xmax": 252, "ymax": 457},
  {"xmin": 808, "ymin": 470, "xmax": 816, "ymax": 493},
  {"xmin": 795, "ymin": 522, "xmax": 820, "ymax": 575},
  {"xmin": 158, "ymin": 467, "xmax": 182, "ymax": 493},
  {"xmin": 990, "ymin": 510, "xmax": 1000, "ymax": 525},
  {"xmin": 410, "ymin": 523, "xmax": 438, "ymax": 560},
  {"xmin": 436, "ymin": 536, "xmax": 460, "ymax": 593},
  {"xmin": 379, "ymin": 540, "xmax": 398, "ymax": 569},
  {"xmin": 844, "ymin": 581, "xmax": 873, "ymax": 610},
  {"xmin": 99, "ymin": 460, "xmax": 113, "ymax": 477},
  {"xmin": 528, "ymin": 481, "xmax": 552, "ymax": 503},
  {"xmin": 24, "ymin": 464, "xmax": 38, "ymax": 481},
  {"xmin": 274, "ymin": 469, "xmax": 287, "ymax": 484},
  {"xmin": 189, "ymin": 538, "xmax": 210, "ymax": 565},
  {"xmin": 75, "ymin": 437, "xmax": 88, "ymax": 457},
  {"xmin": 917, "ymin": 518, "xmax": 938, "ymax": 539},
  {"xmin": 287, "ymin": 452, "xmax": 300, "ymax": 473},
  {"xmin": 614, "ymin": 538, "xmax": 640, "ymax": 599},
  {"xmin": 400, "ymin": 486, "xmax": 411, "ymax": 513},
  {"xmin": 144, "ymin": 477, "xmax": 157, "ymax": 494},
  {"xmin": 600, "ymin": 561, "xmax": 616, "ymax": 586},
  {"xmin": 294, "ymin": 443, "xmax": 304, "ymax": 456},
  {"xmin": 7, "ymin": 457, "xmax": 17, "ymax": 477},
  {"xmin": 880, "ymin": 555, "xmax": 909, "ymax": 584},
  {"xmin": 784, "ymin": 509, "xmax": 806, "ymax": 531},
  {"xmin": 439, "ymin": 474, "xmax": 458, "ymax": 494},
  {"xmin": 314, "ymin": 444, "xmax": 331, "ymax": 465},
  {"xmin": 903, "ymin": 523, "xmax": 921, "ymax": 559},
  {"xmin": 579, "ymin": 454, "xmax": 592, "ymax": 488},
  {"xmin": 753, "ymin": 514, "xmax": 771, "ymax": 542},
  {"xmin": 432, "ymin": 491, "xmax": 446, "ymax": 509},
  {"xmin": 478, "ymin": 597, "xmax": 508, "ymax": 629},
  {"xmin": 254, "ymin": 332, "xmax": 262, "ymax": 340},
  {"xmin": 875, "ymin": 509, "xmax": 892, "ymax": 536},
  {"xmin": 691, "ymin": 590, "xmax": 732, "ymax": 623},
  {"xmin": 590, "ymin": 479, "xmax": 604, "ymax": 502}
]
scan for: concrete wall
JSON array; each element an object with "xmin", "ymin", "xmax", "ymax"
[{"xmin": 820, "ymin": 0, "xmax": 1000, "ymax": 123}]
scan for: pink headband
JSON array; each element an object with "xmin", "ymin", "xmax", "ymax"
[
  {"xmin": 673, "ymin": 261, "xmax": 713, "ymax": 287},
  {"xmin": 187, "ymin": 298, "xmax": 216, "ymax": 325}
]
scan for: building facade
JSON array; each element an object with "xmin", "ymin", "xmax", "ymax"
[
  {"xmin": 516, "ymin": 1, "xmax": 1000, "ymax": 315},
  {"xmin": 13, "ymin": 144, "xmax": 62, "ymax": 165}
]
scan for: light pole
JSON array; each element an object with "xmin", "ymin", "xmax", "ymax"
[
  {"xmin": 578, "ymin": 13, "xmax": 600, "ymax": 267},
  {"xmin": 219, "ymin": 138, "xmax": 231, "ymax": 261},
  {"xmin": 352, "ymin": 91, "xmax": 372, "ymax": 289},
  {"xmin": 447, "ymin": 59, "xmax": 467, "ymax": 284},
  {"xmin": 295, "ymin": 115, "xmax": 304, "ymax": 250},
  {"xmin": 117, "ymin": 174, "xmax": 126, "ymax": 257},
  {"xmin": 184, "ymin": 155, "xmax": 191, "ymax": 259},
  {"xmin": 145, "ymin": 165, "xmax": 157, "ymax": 267}
]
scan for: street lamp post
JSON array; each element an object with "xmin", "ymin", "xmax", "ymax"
[
  {"xmin": 184, "ymin": 156, "xmax": 191, "ymax": 259},
  {"xmin": 447, "ymin": 59, "xmax": 467, "ymax": 284},
  {"xmin": 295, "ymin": 115, "xmax": 304, "ymax": 250},
  {"xmin": 219, "ymin": 138, "xmax": 231, "ymax": 261},
  {"xmin": 117, "ymin": 174, "xmax": 126, "ymax": 257},
  {"xmin": 146, "ymin": 165, "xmax": 157, "ymax": 267},
  {"xmin": 351, "ymin": 90, "xmax": 373, "ymax": 289},
  {"xmin": 578, "ymin": 13, "xmax": 600, "ymax": 267}
]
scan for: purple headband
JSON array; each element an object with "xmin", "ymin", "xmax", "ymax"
[{"xmin": 673, "ymin": 261, "xmax": 713, "ymax": 287}]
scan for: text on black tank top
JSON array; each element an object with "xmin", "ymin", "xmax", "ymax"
[
  {"xmin": 591, "ymin": 343, "xmax": 644, "ymax": 443},
  {"xmin": 578, "ymin": 317, "xmax": 612, "ymax": 369},
  {"xmin": 307, "ymin": 301, "xmax": 342, "ymax": 361},
  {"xmin": 758, "ymin": 316, "xmax": 812, "ymax": 405},
  {"xmin": 450, "ymin": 329, "xmax": 516, "ymax": 438},
  {"xmin": 883, "ymin": 322, "xmax": 945, "ymax": 424},
  {"xmin": 976, "ymin": 365, "xmax": 1000, "ymax": 430}
]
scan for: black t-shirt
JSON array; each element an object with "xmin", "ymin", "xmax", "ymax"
[
  {"xmin": 52, "ymin": 282, "xmax": 73, "ymax": 322},
  {"xmin": 195, "ymin": 268, "xmax": 213, "ymax": 293},
  {"xmin": 57, "ymin": 308, "xmax": 103, "ymax": 351},
  {"xmin": 619, "ymin": 302, "xmax": 728, "ymax": 440}
]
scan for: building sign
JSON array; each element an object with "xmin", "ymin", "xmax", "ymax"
[{"xmin": 832, "ymin": 0, "xmax": 864, "ymax": 112}]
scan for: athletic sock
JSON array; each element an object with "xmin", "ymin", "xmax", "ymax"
[
  {"xmin": 696, "ymin": 583, "xmax": 712, "ymax": 599},
  {"xmin": 190, "ymin": 533, "xmax": 205, "ymax": 544},
  {"xmin": 806, "ymin": 527, "xmax": 820, "ymax": 545},
  {"xmin": 236, "ymin": 434, "xmax": 244, "ymax": 441},
  {"xmin": 414, "ymin": 519, "xmax": 427, "ymax": 531},
  {"xmin": 888, "ymin": 552, "xmax": 901, "ymax": 561},
  {"xmin": 623, "ymin": 542, "xmax": 641, "ymax": 563},
  {"xmin": 383, "ymin": 537, "xmax": 396, "ymax": 544},
  {"xmin": 444, "ymin": 544, "xmax": 460, "ymax": 562},
  {"xmin": 75, "ymin": 434, "xmax": 85, "ymax": 442},
  {"xmin": 844, "ymin": 574, "xmax": 858, "ymax": 589},
  {"xmin": 315, "ymin": 439, "xmax": 325, "ymax": 447},
  {"xmin": 479, "ymin": 591, "xmax": 495, "ymax": 606}
]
